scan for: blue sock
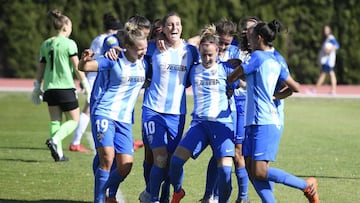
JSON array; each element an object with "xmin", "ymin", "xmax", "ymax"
[
  {"xmin": 92, "ymin": 153, "xmax": 99, "ymax": 175},
  {"xmin": 160, "ymin": 176, "xmax": 170, "ymax": 202},
  {"xmin": 235, "ymin": 166, "xmax": 249, "ymax": 200},
  {"xmin": 217, "ymin": 165, "xmax": 232, "ymax": 203},
  {"xmin": 252, "ymin": 179, "xmax": 275, "ymax": 203},
  {"xmin": 169, "ymin": 156, "xmax": 185, "ymax": 193},
  {"xmin": 150, "ymin": 165, "xmax": 166, "ymax": 202},
  {"xmin": 143, "ymin": 161, "xmax": 152, "ymax": 186},
  {"xmin": 107, "ymin": 169, "xmax": 125, "ymax": 198},
  {"xmin": 267, "ymin": 167, "xmax": 307, "ymax": 190},
  {"xmin": 94, "ymin": 168, "xmax": 109, "ymax": 203},
  {"xmin": 204, "ymin": 156, "xmax": 218, "ymax": 197}
]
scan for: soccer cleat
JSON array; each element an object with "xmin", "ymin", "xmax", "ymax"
[
  {"xmin": 138, "ymin": 190, "xmax": 151, "ymax": 203},
  {"xmin": 171, "ymin": 188, "xmax": 185, "ymax": 203},
  {"xmin": 45, "ymin": 138, "xmax": 60, "ymax": 161},
  {"xmin": 133, "ymin": 140, "xmax": 144, "ymax": 151},
  {"xmin": 199, "ymin": 195, "xmax": 211, "ymax": 203},
  {"xmin": 303, "ymin": 177, "xmax": 319, "ymax": 203},
  {"xmin": 105, "ymin": 197, "xmax": 118, "ymax": 203},
  {"xmin": 69, "ymin": 144, "xmax": 91, "ymax": 153},
  {"xmin": 57, "ymin": 155, "xmax": 69, "ymax": 162}
]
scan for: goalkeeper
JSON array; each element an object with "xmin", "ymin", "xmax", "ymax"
[{"xmin": 32, "ymin": 9, "xmax": 90, "ymax": 162}]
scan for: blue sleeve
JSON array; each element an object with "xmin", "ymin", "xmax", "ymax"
[
  {"xmin": 242, "ymin": 51, "xmax": 261, "ymax": 75},
  {"xmin": 146, "ymin": 41, "xmax": 157, "ymax": 56},
  {"xmin": 222, "ymin": 62, "xmax": 240, "ymax": 89},
  {"xmin": 329, "ymin": 38, "xmax": 340, "ymax": 49},
  {"xmin": 96, "ymin": 56, "xmax": 115, "ymax": 71},
  {"xmin": 187, "ymin": 44, "xmax": 200, "ymax": 64},
  {"xmin": 101, "ymin": 34, "xmax": 120, "ymax": 54},
  {"xmin": 143, "ymin": 55, "xmax": 152, "ymax": 80}
]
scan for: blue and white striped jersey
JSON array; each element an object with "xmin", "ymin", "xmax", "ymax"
[
  {"xmin": 242, "ymin": 50, "xmax": 282, "ymax": 126},
  {"xmin": 90, "ymin": 50, "xmax": 148, "ymax": 123},
  {"xmin": 218, "ymin": 45, "xmax": 241, "ymax": 62},
  {"xmin": 190, "ymin": 62, "xmax": 234, "ymax": 123},
  {"xmin": 143, "ymin": 42, "xmax": 198, "ymax": 115}
]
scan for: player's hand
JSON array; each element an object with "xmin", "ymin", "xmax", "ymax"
[
  {"xmin": 31, "ymin": 80, "xmax": 43, "ymax": 105},
  {"xmin": 81, "ymin": 49, "xmax": 95, "ymax": 60},
  {"xmin": 105, "ymin": 46, "xmax": 122, "ymax": 60},
  {"xmin": 81, "ymin": 79, "xmax": 91, "ymax": 102},
  {"xmin": 226, "ymin": 87, "xmax": 234, "ymax": 99}
]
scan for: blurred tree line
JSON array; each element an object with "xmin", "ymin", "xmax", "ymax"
[{"xmin": 0, "ymin": 0, "xmax": 359, "ymax": 84}]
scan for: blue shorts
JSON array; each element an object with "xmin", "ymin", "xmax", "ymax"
[
  {"xmin": 321, "ymin": 64, "xmax": 334, "ymax": 73},
  {"xmin": 180, "ymin": 120, "xmax": 235, "ymax": 160},
  {"xmin": 243, "ymin": 125, "xmax": 283, "ymax": 161},
  {"xmin": 142, "ymin": 106, "xmax": 185, "ymax": 153},
  {"xmin": 91, "ymin": 115, "xmax": 134, "ymax": 155}
]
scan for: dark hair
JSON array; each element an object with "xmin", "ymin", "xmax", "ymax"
[
  {"xmin": 150, "ymin": 19, "xmax": 162, "ymax": 40},
  {"xmin": 48, "ymin": 9, "xmax": 70, "ymax": 30},
  {"xmin": 253, "ymin": 19, "xmax": 283, "ymax": 46},
  {"xmin": 161, "ymin": 12, "xmax": 181, "ymax": 27},
  {"xmin": 239, "ymin": 16, "xmax": 261, "ymax": 30},
  {"xmin": 127, "ymin": 14, "xmax": 151, "ymax": 31},
  {"xmin": 215, "ymin": 18, "xmax": 237, "ymax": 37},
  {"xmin": 103, "ymin": 13, "xmax": 123, "ymax": 31}
]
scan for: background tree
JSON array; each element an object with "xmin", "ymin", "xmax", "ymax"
[{"xmin": 0, "ymin": 0, "xmax": 359, "ymax": 84}]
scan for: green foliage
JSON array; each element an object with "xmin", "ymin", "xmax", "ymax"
[{"xmin": 0, "ymin": 0, "xmax": 359, "ymax": 84}]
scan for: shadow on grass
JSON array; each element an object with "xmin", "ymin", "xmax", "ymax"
[
  {"xmin": 297, "ymin": 174, "xmax": 360, "ymax": 180},
  {"xmin": 0, "ymin": 200, "xmax": 91, "ymax": 203},
  {"xmin": 0, "ymin": 146, "xmax": 46, "ymax": 150}
]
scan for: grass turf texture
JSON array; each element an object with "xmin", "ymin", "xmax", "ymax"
[{"xmin": 0, "ymin": 92, "xmax": 359, "ymax": 202}]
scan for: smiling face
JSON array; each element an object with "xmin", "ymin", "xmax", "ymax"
[
  {"xmin": 200, "ymin": 43, "xmax": 218, "ymax": 69},
  {"xmin": 125, "ymin": 38, "xmax": 148, "ymax": 62},
  {"xmin": 162, "ymin": 15, "xmax": 182, "ymax": 46}
]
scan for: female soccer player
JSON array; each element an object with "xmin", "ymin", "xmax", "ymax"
[
  {"xmin": 32, "ymin": 9, "xmax": 90, "ymax": 162},
  {"xmin": 200, "ymin": 18, "xmax": 252, "ymax": 203},
  {"xmin": 228, "ymin": 19, "xmax": 319, "ymax": 203},
  {"xmin": 78, "ymin": 25, "xmax": 149, "ymax": 203},
  {"xmin": 141, "ymin": 12, "xmax": 199, "ymax": 203},
  {"xmin": 169, "ymin": 24, "xmax": 238, "ymax": 203},
  {"xmin": 70, "ymin": 12, "xmax": 122, "ymax": 153}
]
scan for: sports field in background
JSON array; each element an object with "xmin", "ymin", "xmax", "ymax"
[{"xmin": 0, "ymin": 91, "xmax": 359, "ymax": 203}]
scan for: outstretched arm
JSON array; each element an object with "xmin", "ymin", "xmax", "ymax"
[
  {"xmin": 78, "ymin": 49, "xmax": 99, "ymax": 72},
  {"xmin": 227, "ymin": 59, "xmax": 244, "ymax": 82}
]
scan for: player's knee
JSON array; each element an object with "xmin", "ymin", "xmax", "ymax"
[{"xmin": 154, "ymin": 154, "xmax": 168, "ymax": 168}]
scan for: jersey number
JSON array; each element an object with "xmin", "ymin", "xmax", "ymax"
[
  {"xmin": 95, "ymin": 119, "xmax": 109, "ymax": 132},
  {"xmin": 143, "ymin": 121, "xmax": 155, "ymax": 135}
]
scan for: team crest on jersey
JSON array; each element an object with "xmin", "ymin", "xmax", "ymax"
[
  {"xmin": 210, "ymin": 68, "xmax": 217, "ymax": 75},
  {"xmin": 96, "ymin": 132, "xmax": 104, "ymax": 141},
  {"xmin": 106, "ymin": 36, "xmax": 117, "ymax": 45},
  {"xmin": 147, "ymin": 135, "xmax": 153, "ymax": 144}
]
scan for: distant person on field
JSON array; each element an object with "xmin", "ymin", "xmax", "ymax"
[
  {"xmin": 32, "ymin": 9, "xmax": 90, "ymax": 162},
  {"xmin": 314, "ymin": 24, "xmax": 340, "ymax": 95},
  {"xmin": 70, "ymin": 13, "xmax": 122, "ymax": 153}
]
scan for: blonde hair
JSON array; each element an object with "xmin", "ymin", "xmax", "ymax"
[
  {"xmin": 118, "ymin": 23, "xmax": 147, "ymax": 47},
  {"xmin": 199, "ymin": 24, "xmax": 219, "ymax": 47}
]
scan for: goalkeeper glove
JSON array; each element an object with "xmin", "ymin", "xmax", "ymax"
[{"xmin": 31, "ymin": 80, "xmax": 43, "ymax": 105}]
